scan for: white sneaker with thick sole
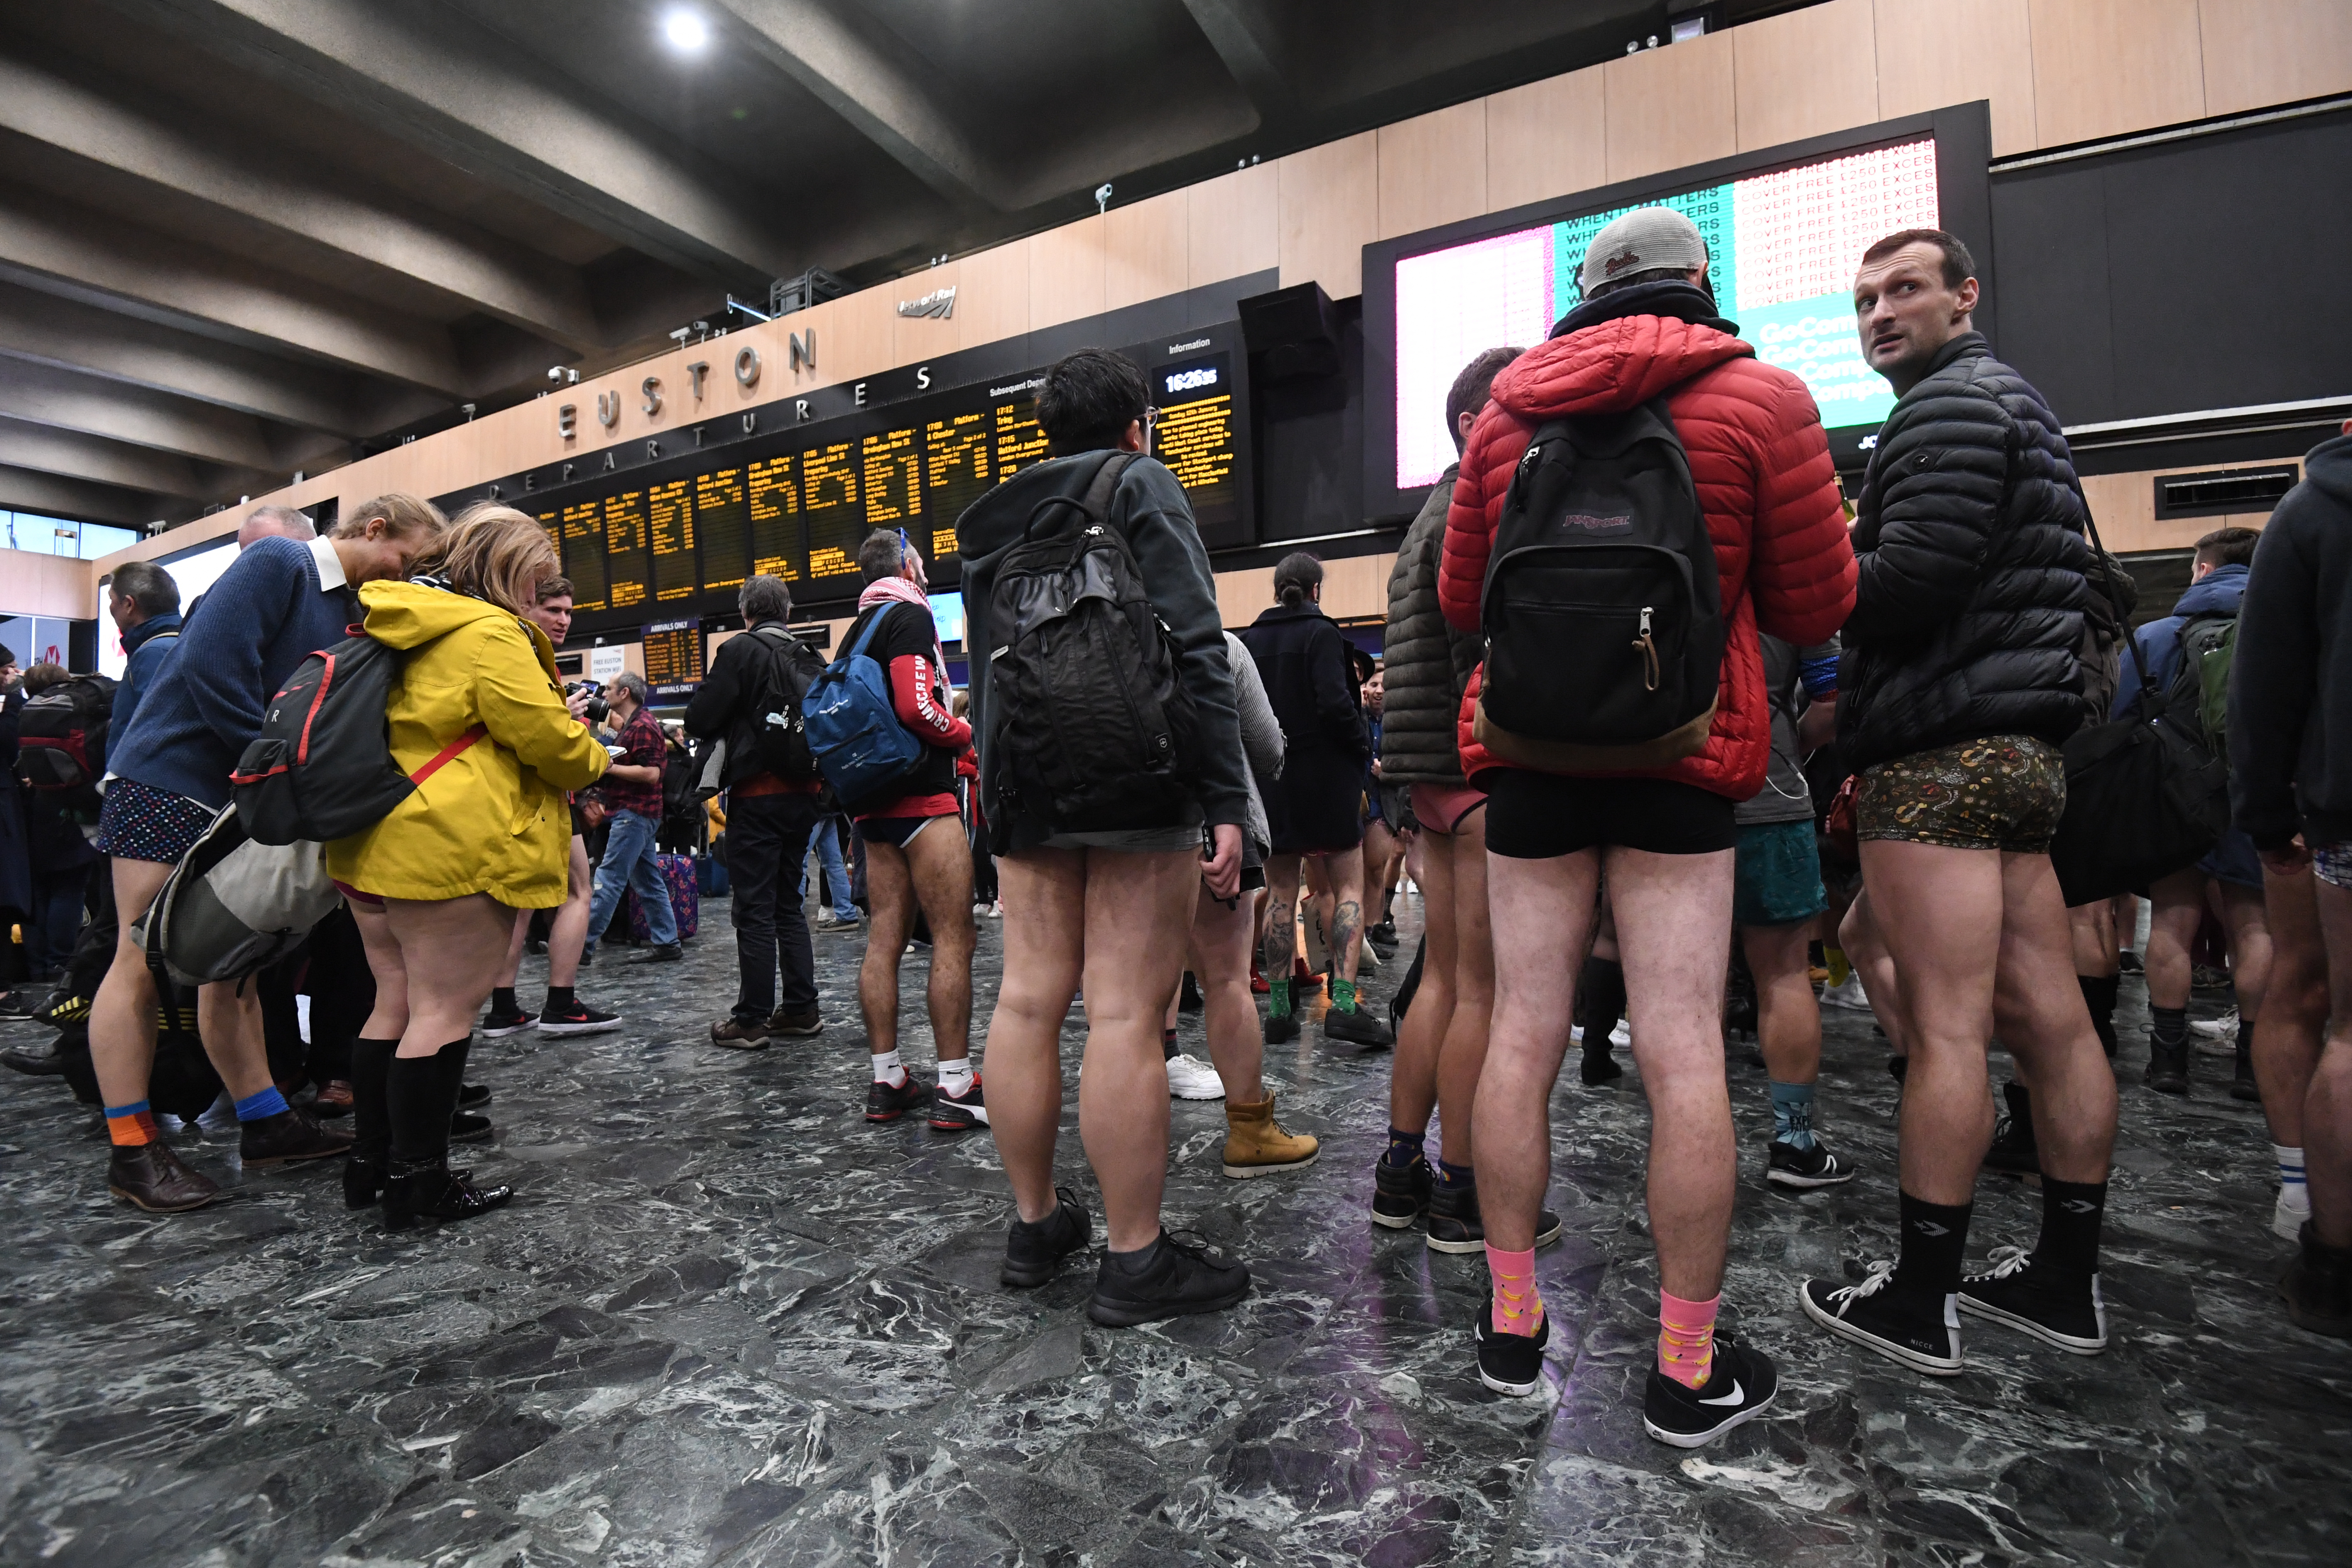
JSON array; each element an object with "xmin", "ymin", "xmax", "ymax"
[
  {"xmin": 1166, "ymin": 1054, "xmax": 1225, "ymax": 1100},
  {"xmin": 2191, "ymin": 1008, "xmax": 2239, "ymax": 1056},
  {"xmin": 1819, "ymin": 974, "xmax": 1873, "ymax": 1011}
]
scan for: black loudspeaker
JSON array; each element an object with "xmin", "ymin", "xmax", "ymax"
[{"xmin": 1239, "ymin": 283, "xmax": 1342, "ymax": 383}]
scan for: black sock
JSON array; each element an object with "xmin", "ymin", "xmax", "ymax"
[
  {"xmin": 1106, "ymin": 1233, "xmax": 1165, "ymax": 1272},
  {"xmin": 1392, "ymin": 935, "xmax": 1426, "ymax": 1021},
  {"xmin": 491, "ymin": 987, "xmax": 517, "ymax": 1014},
  {"xmin": 2151, "ymin": 1004, "xmax": 2188, "ymax": 1049},
  {"xmin": 1890, "ymin": 1190, "xmax": 1973, "ymax": 1304},
  {"xmin": 2036, "ymin": 1177, "xmax": 2107, "ymax": 1281},
  {"xmin": 348, "ymin": 1036, "xmax": 397, "ymax": 1162},
  {"xmin": 2078, "ymin": 974, "xmax": 2119, "ymax": 1056},
  {"xmin": 1162, "ymin": 1027, "xmax": 1179, "ymax": 1060},
  {"xmin": 545, "ymin": 985, "xmax": 575, "ymax": 1011},
  {"xmin": 385, "ymin": 1039, "xmax": 467, "ymax": 1171},
  {"xmin": 1579, "ymin": 958, "xmax": 1625, "ymax": 1048}
]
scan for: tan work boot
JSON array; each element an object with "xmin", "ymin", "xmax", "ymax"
[{"xmin": 1222, "ymin": 1091, "xmax": 1319, "ymax": 1179}]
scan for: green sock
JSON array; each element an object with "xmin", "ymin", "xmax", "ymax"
[
  {"xmin": 1268, "ymin": 977, "xmax": 1292, "ymax": 1019},
  {"xmin": 1331, "ymin": 977, "xmax": 1357, "ymax": 1013}
]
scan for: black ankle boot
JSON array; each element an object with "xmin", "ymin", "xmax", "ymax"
[
  {"xmin": 344, "ymin": 1035, "xmax": 397, "ymax": 1210},
  {"xmin": 381, "ymin": 1041, "xmax": 512, "ymax": 1231}
]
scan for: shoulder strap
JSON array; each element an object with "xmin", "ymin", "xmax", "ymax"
[
  {"xmin": 1019, "ymin": 451, "xmax": 1139, "ymax": 542},
  {"xmin": 2074, "ymin": 505, "xmax": 2155, "ymax": 721},
  {"xmin": 845, "ymin": 607, "xmax": 895, "ymax": 662}
]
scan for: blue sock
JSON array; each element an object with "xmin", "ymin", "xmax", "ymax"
[
  {"xmin": 233, "ymin": 1086, "xmax": 289, "ymax": 1123},
  {"xmin": 1769, "ymin": 1081, "xmax": 1816, "ymax": 1151},
  {"xmin": 1384, "ymin": 1126, "xmax": 1426, "ymax": 1169},
  {"xmin": 1437, "ymin": 1158, "xmax": 1474, "ymax": 1192}
]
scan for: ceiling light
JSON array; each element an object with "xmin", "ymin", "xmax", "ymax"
[{"xmin": 662, "ymin": 9, "xmax": 709, "ymax": 52}]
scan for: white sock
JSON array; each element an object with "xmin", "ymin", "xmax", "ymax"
[
  {"xmin": 938, "ymin": 1057, "xmax": 974, "ymax": 1095},
  {"xmin": 2276, "ymin": 1143, "xmax": 2310, "ymax": 1208},
  {"xmin": 871, "ymin": 1049, "xmax": 905, "ymax": 1086}
]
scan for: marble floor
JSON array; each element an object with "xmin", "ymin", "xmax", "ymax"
[{"xmin": 1, "ymin": 893, "xmax": 2347, "ymax": 1568}]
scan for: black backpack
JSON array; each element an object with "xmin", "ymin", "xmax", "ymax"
[
  {"xmin": 231, "ymin": 634, "xmax": 483, "ymax": 847},
  {"xmin": 981, "ymin": 452, "xmax": 1200, "ymax": 844},
  {"xmin": 1473, "ymin": 401, "xmax": 1723, "ymax": 768},
  {"xmin": 2159, "ymin": 610, "xmax": 2238, "ymax": 764},
  {"xmin": 739, "ymin": 624, "xmax": 825, "ymax": 783},
  {"xmin": 16, "ymin": 673, "xmax": 117, "ymax": 798}
]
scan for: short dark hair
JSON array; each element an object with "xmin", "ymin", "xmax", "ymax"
[
  {"xmin": 2195, "ymin": 526, "xmax": 2261, "ymax": 570},
  {"xmin": 1273, "ymin": 552, "xmax": 1323, "ymax": 608},
  {"xmin": 1859, "ymin": 228, "xmax": 1976, "ymax": 290},
  {"xmin": 23, "ymin": 662, "xmax": 72, "ymax": 694},
  {"xmin": 1035, "ymin": 348, "xmax": 1149, "ymax": 456},
  {"xmin": 535, "ymin": 574, "xmax": 574, "ymax": 603},
  {"xmin": 856, "ymin": 528, "xmax": 909, "ymax": 584},
  {"xmin": 109, "ymin": 559, "xmax": 180, "ymax": 618},
  {"xmin": 1444, "ymin": 347, "xmax": 1522, "ymax": 452}
]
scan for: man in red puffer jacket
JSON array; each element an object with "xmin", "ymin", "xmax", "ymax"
[{"xmin": 1440, "ymin": 207, "xmax": 1854, "ymax": 1445}]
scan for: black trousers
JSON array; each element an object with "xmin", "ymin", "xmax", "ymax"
[{"xmin": 727, "ymin": 792, "xmax": 819, "ymax": 1023}]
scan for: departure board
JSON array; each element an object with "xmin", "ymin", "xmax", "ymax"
[
  {"xmin": 695, "ymin": 468, "xmax": 749, "ymax": 593},
  {"xmin": 925, "ymin": 410, "xmax": 991, "ymax": 562},
  {"xmin": 995, "ymin": 394, "xmax": 1049, "ymax": 483},
  {"xmin": 1152, "ymin": 354, "xmax": 1239, "ymax": 529},
  {"xmin": 603, "ymin": 490, "xmax": 649, "ymax": 609},
  {"xmin": 641, "ymin": 617, "xmax": 703, "ymax": 696},
  {"xmin": 803, "ymin": 441, "xmax": 862, "ymax": 582},
  {"xmin": 649, "ymin": 478, "xmax": 695, "ymax": 603},
  {"xmin": 535, "ymin": 510, "xmax": 562, "ymax": 559},
  {"xmin": 748, "ymin": 455, "xmax": 800, "ymax": 582},
  {"xmin": 561, "ymin": 500, "xmax": 607, "ymax": 610}
]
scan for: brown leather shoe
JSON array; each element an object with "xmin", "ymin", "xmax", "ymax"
[
  {"xmin": 238, "ymin": 1105, "xmax": 354, "ymax": 1169},
  {"xmin": 108, "ymin": 1141, "xmax": 220, "ymax": 1212},
  {"xmin": 765, "ymin": 1005, "xmax": 824, "ymax": 1037},
  {"xmin": 312, "ymin": 1079, "xmax": 354, "ymax": 1116},
  {"xmin": 710, "ymin": 1017, "xmax": 770, "ymax": 1050}
]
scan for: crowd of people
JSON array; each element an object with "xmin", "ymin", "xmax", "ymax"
[{"xmin": 3, "ymin": 206, "xmax": 2347, "ymax": 1451}]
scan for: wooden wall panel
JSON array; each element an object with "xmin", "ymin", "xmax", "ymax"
[
  {"xmin": 888, "ymin": 261, "xmax": 961, "ymax": 365},
  {"xmin": 823, "ymin": 286, "xmax": 899, "ymax": 387},
  {"xmin": 1029, "ymin": 213, "xmax": 1105, "ymax": 331},
  {"xmin": 2199, "ymin": 0, "xmax": 2352, "ymax": 116},
  {"xmin": 1484, "ymin": 65, "xmax": 1608, "ymax": 213},
  {"xmin": 1377, "ymin": 100, "xmax": 1489, "ymax": 239},
  {"xmin": 2028, "ymin": 0, "xmax": 2206, "ymax": 147},
  {"xmin": 1104, "ymin": 189, "xmax": 1190, "ymax": 313},
  {"xmin": 952, "ymin": 237, "xmax": 1030, "ymax": 354},
  {"xmin": 1874, "ymin": 0, "xmax": 2039, "ymax": 155},
  {"xmin": 1188, "ymin": 163, "xmax": 1279, "ymax": 289},
  {"xmin": 1735, "ymin": 0, "xmax": 1881, "ymax": 151},
  {"xmin": 1604, "ymin": 32, "xmax": 1738, "ymax": 182},
  {"xmin": 1, "ymin": 550, "xmax": 97, "ymax": 617},
  {"xmin": 1277, "ymin": 131, "xmax": 1377, "ymax": 299},
  {"xmin": 2079, "ymin": 462, "xmax": 2284, "ymax": 555}
]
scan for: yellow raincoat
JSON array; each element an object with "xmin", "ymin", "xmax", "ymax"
[{"xmin": 325, "ymin": 581, "xmax": 609, "ymax": 906}]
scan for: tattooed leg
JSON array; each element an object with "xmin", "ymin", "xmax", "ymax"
[{"xmin": 1326, "ymin": 846, "xmax": 1369, "ymax": 982}]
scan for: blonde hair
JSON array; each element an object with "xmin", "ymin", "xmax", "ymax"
[
  {"xmin": 425, "ymin": 503, "xmax": 561, "ymax": 615},
  {"xmin": 332, "ymin": 492, "xmax": 446, "ymax": 542}
]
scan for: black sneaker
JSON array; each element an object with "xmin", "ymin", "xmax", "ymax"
[
  {"xmin": 1370, "ymin": 1155, "xmax": 1432, "ymax": 1229},
  {"xmin": 1425, "ymin": 1181, "xmax": 1561, "ymax": 1256},
  {"xmin": 1178, "ymin": 972, "xmax": 1204, "ymax": 1014},
  {"xmin": 1087, "ymin": 1230, "xmax": 1250, "ymax": 1326},
  {"xmin": 481, "ymin": 1003, "xmax": 536, "ymax": 1038},
  {"xmin": 2231, "ymin": 1038, "xmax": 2262, "ymax": 1102},
  {"xmin": 1642, "ymin": 1337, "xmax": 1779, "ymax": 1448},
  {"xmin": 1579, "ymin": 1045, "xmax": 1622, "ymax": 1085},
  {"xmin": 1800, "ymin": 1264, "xmax": 1963, "ymax": 1377},
  {"xmin": 1982, "ymin": 1081, "xmax": 2038, "ymax": 1176},
  {"xmin": 449, "ymin": 1111, "xmax": 495, "ymax": 1144},
  {"xmin": 1474, "ymin": 1296, "xmax": 1549, "ymax": 1396},
  {"xmin": 1323, "ymin": 1005, "xmax": 1394, "ymax": 1050},
  {"xmin": 1958, "ymin": 1246, "xmax": 2108, "ymax": 1353},
  {"xmin": 630, "ymin": 942, "xmax": 685, "ymax": 964},
  {"xmin": 2282, "ymin": 1222, "xmax": 2352, "ymax": 1339},
  {"xmin": 929, "ymin": 1075, "xmax": 988, "ymax": 1131},
  {"xmin": 1002, "ymin": 1187, "xmax": 1092, "ymax": 1288},
  {"xmin": 2145, "ymin": 1033, "xmax": 2189, "ymax": 1095},
  {"xmin": 1263, "ymin": 1010, "xmax": 1300, "ymax": 1045},
  {"xmin": 33, "ymin": 991, "xmax": 90, "ymax": 1028},
  {"xmin": 1368, "ymin": 919, "xmax": 1399, "ymax": 951},
  {"xmin": 458, "ymin": 1083, "xmax": 491, "ymax": 1111},
  {"xmin": 540, "ymin": 998, "xmax": 624, "ymax": 1036},
  {"xmin": 2118, "ymin": 949, "xmax": 2143, "ymax": 974},
  {"xmin": 865, "ymin": 1073, "xmax": 932, "ymax": 1123},
  {"xmin": 1767, "ymin": 1138, "xmax": 1856, "ymax": 1189}
]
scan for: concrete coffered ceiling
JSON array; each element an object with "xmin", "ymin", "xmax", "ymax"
[{"xmin": 0, "ymin": 0, "xmax": 1707, "ymax": 529}]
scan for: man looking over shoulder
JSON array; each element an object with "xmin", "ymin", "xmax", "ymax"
[{"xmin": 1802, "ymin": 229, "xmax": 2117, "ymax": 1377}]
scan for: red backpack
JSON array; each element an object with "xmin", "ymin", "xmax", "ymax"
[{"xmin": 16, "ymin": 674, "xmax": 117, "ymax": 800}]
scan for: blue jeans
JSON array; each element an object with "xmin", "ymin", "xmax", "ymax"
[
  {"xmin": 800, "ymin": 814, "xmax": 856, "ymax": 920},
  {"xmin": 586, "ymin": 809, "xmax": 677, "ymax": 951}
]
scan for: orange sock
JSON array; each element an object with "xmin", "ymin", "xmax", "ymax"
[
  {"xmin": 105, "ymin": 1100, "xmax": 159, "ymax": 1147},
  {"xmin": 1485, "ymin": 1244, "xmax": 1544, "ymax": 1336},
  {"xmin": 1659, "ymin": 1289, "xmax": 1720, "ymax": 1389}
]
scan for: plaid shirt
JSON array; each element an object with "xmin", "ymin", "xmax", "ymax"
[{"xmin": 594, "ymin": 706, "xmax": 667, "ymax": 819}]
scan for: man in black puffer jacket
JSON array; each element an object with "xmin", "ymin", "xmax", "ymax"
[{"xmin": 1802, "ymin": 229, "xmax": 2119, "ymax": 1387}]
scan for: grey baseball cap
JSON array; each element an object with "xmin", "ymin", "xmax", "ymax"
[{"xmin": 1577, "ymin": 206, "xmax": 1709, "ymax": 295}]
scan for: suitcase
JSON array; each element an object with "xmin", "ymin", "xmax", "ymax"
[
  {"xmin": 626, "ymin": 851, "xmax": 700, "ymax": 942},
  {"xmin": 697, "ymin": 852, "xmax": 729, "ymax": 897}
]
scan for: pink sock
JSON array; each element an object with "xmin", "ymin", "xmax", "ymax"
[
  {"xmin": 1658, "ymin": 1289, "xmax": 1720, "ymax": 1389},
  {"xmin": 1485, "ymin": 1244, "xmax": 1543, "ymax": 1337}
]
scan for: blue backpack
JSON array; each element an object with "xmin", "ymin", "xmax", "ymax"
[{"xmin": 803, "ymin": 606, "xmax": 925, "ymax": 809}]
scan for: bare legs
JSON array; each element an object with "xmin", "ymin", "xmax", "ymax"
[
  {"xmin": 1742, "ymin": 920, "xmax": 1821, "ymax": 1088},
  {"xmin": 380, "ymin": 895, "xmax": 514, "ymax": 1056},
  {"xmin": 2257, "ymin": 864, "xmax": 2330, "ymax": 1149},
  {"xmin": 1189, "ymin": 886, "xmax": 1265, "ymax": 1102},
  {"xmin": 858, "ymin": 823, "xmax": 975, "ymax": 1063},
  {"xmin": 495, "ymin": 835, "xmax": 593, "ymax": 996},
  {"xmin": 90, "ymin": 855, "xmax": 271, "ymax": 1107},
  {"xmin": 986, "ymin": 847, "xmax": 1198, "ymax": 1250},
  {"xmin": 1389, "ymin": 806, "xmax": 1494, "ymax": 1164}
]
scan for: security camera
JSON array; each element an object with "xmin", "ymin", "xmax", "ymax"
[{"xmin": 1094, "ymin": 182, "xmax": 1113, "ymax": 214}]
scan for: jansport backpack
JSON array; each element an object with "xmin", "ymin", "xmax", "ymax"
[
  {"xmin": 980, "ymin": 451, "xmax": 1200, "ymax": 844},
  {"xmin": 803, "ymin": 607, "xmax": 926, "ymax": 808},
  {"xmin": 16, "ymin": 673, "xmax": 117, "ymax": 797},
  {"xmin": 230, "ymin": 633, "xmax": 484, "ymax": 847},
  {"xmin": 1473, "ymin": 400, "xmax": 1723, "ymax": 770},
  {"xmin": 741, "ymin": 623, "xmax": 825, "ymax": 782}
]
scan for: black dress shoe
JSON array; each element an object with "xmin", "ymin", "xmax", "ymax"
[
  {"xmin": 239, "ymin": 1106, "xmax": 354, "ymax": 1168},
  {"xmin": 382, "ymin": 1165, "xmax": 512, "ymax": 1230},
  {"xmin": 107, "ymin": 1141, "xmax": 220, "ymax": 1212},
  {"xmin": 1, "ymin": 1041, "xmax": 67, "ymax": 1076},
  {"xmin": 630, "ymin": 943, "xmax": 685, "ymax": 964}
]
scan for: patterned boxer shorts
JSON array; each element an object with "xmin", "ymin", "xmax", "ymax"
[
  {"xmin": 2313, "ymin": 841, "xmax": 2352, "ymax": 891},
  {"xmin": 93, "ymin": 777, "xmax": 217, "ymax": 866},
  {"xmin": 1855, "ymin": 735, "xmax": 2066, "ymax": 855}
]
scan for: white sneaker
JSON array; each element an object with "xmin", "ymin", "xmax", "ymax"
[
  {"xmin": 1166, "ymin": 1053, "xmax": 1225, "ymax": 1100},
  {"xmin": 986, "ymin": 901, "xmax": 1002, "ymax": 918},
  {"xmin": 1609, "ymin": 1019, "xmax": 1631, "ymax": 1048},
  {"xmin": 2191, "ymin": 1008, "xmax": 2239, "ymax": 1055},
  {"xmin": 813, "ymin": 909, "xmax": 837, "ymax": 929},
  {"xmin": 2276, "ymin": 1184, "xmax": 2312, "ymax": 1242},
  {"xmin": 1819, "ymin": 973, "xmax": 1873, "ymax": 1011}
]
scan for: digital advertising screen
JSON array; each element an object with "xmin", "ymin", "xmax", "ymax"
[{"xmin": 1363, "ymin": 107, "xmax": 1992, "ymax": 515}]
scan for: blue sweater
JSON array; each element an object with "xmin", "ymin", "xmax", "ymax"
[
  {"xmin": 110, "ymin": 610, "xmax": 182, "ymax": 751},
  {"xmin": 110, "ymin": 537, "xmax": 355, "ymax": 809}
]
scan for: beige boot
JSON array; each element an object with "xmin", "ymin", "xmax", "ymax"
[{"xmin": 1222, "ymin": 1090, "xmax": 1319, "ymax": 1178}]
